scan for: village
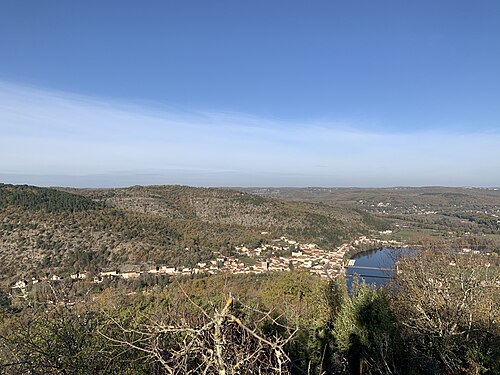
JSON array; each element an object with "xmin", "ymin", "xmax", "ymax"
[{"xmin": 11, "ymin": 234, "xmax": 405, "ymax": 295}]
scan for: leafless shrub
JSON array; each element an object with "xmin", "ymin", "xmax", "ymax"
[
  {"xmin": 393, "ymin": 249, "xmax": 500, "ymax": 373},
  {"xmin": 100, "ymin": 292, "xmax": 298, "ymax": 374}
]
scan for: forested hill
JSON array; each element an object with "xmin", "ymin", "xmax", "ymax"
[
  {"xmin": 0, "ymin": 183, "xmax": 102, "ymax": 212},
  {"xmin": 64, "ymin": 185, "xmax": 387, "ymax": 232},
  {"xmin": 0, "ymin": 184, "xmax": 386, "ymax": 278}
]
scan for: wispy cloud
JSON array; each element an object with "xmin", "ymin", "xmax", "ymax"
[{"xmin": 1, "ymin": 81, "xmax": 499, "ymax": 187}]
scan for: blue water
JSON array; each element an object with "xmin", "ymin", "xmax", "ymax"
[{"xmin": 346, "ymin": 247, "xmax": 410, "ymax": 289}]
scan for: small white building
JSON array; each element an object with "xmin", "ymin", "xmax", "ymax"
[
  {"xmin": 161, "ymin": 266, "xmax": 177, "ymax": 274},
  {"xmin": 121, "ymin": 271, "xmax": 141, "ymax": 279},
  {"xmin": 148, "ymin": 266, "xmax": 160, "ymax": 274},
  {"xmin": 70, "ymin": 272, "xmax": 87, "ymax": 280},
  {"xmin": 101, "ymin": 270, "xmax": 119, "ymax": 277}
]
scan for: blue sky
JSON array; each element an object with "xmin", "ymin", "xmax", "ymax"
[{"xmin": 1, "ymin": 1, "xmax": 499, "ymax": 187}]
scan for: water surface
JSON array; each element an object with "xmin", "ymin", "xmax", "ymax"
[{"xmin": 346, "ymin": 247, "xmax": 410, "ymax": 289}]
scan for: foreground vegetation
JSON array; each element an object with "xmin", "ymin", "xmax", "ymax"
[{"xmin": 1, "ymin": 249, "xmax": 498, "ymax": 374}]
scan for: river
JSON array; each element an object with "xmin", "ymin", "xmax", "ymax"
[{"xmin": 346, "ymin": 247, "xmax": 411, "ymax": 289}]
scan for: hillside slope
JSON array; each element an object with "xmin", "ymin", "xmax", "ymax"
[
  {"xmin": 0, "ymin": 184, "xmax": 385, "ymax": 278},
  {"xmin": 65, "ymin": 185, "xmax": 384, "ymax": 235}
]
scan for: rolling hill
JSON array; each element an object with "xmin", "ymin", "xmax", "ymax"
[{"xmin": 0, "ymin": 184, "xmax": 386, "ymax": 278}]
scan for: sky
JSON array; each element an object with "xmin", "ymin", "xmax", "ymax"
[{"xmin": 1, "ymin": 1, "xmax": 499, "ymax": 187}]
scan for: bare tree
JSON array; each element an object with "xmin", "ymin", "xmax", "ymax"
[
  {"xmin": 393, "ymin": 249, "xmax": 500, "ymax": 374},
  {"xmin": 99, "ymin": 292, "xmax": 298, "ymax": 374}
]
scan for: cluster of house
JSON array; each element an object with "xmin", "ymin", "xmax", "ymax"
[
  {"xmin": 217, "ymin": 237, "xmax": 349, "ymax": 278},
  {"xmin": 354, "ymin": 235, "xmax": 402, "ymax": 248},
  {"xmin": 461, "ymin": 248, "xmax": 483, "ymax": 255},
  {"xmin": 11, "ymin": 235, "xmax": 407, "ymax": 295}
]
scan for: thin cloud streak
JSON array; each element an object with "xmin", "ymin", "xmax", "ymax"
[{"xmin": 0, "ymin": 82, "xmax": 499, "ymax": 187}]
